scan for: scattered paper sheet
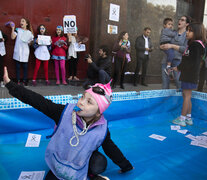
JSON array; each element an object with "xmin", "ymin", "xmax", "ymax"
[
  {"xmin": 191, "ymin": 140, "xmax": 207, "ymax": 148},
  {"xmin": 177, "ymin": 129, "xmax": 188, "ymax": 134},
  {"xmin": 171, "ymin": 125, "xmax": 181, "ymax": 130},
  {"xmin": 149, "ymin": 134, "xmax": 166, "ymax": 141},
  {"xmin": 25, "ymin": 133, "xmax": 41, "ymax": 147},
  {"xmin": 185, "ymin": 134, "xmax": 197, "ymax": 141},
  {"xmin": 202, "ymin": 131, "xmax": 207, "ymax": 136},
  {"xmin": 18, "ymin": 171, "xmax": 45, "ymax": 180}
]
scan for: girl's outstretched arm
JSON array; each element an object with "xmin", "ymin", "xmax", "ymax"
[{"xmin": 3, "ymin": 67, "xmax": 64, "ymax": 124}]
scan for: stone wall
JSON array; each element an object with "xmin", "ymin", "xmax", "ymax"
[{"xmin": 90, "ymin": 0, "xmax": 204, "ymax": 83}]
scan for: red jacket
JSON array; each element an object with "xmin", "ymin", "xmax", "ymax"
[{"xmin": 51, "ymin": 36, "xmax": 68, "ymax": 57}]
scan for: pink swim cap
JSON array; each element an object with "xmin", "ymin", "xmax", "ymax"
[{"xmin": 85, "ymin": 81, "xmax": 112, "ymax": 114}]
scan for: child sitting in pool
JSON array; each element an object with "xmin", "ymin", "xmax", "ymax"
[{"xmin": 3, "ymin": 67, "xmax": 133, "ymax": 180}]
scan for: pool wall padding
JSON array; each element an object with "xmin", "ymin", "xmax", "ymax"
[{"xmin": 0, "ymin": 90, "xmax": 207, "ymax": 180}]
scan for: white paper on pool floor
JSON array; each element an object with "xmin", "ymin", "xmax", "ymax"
[
  {"xmin": 25, "ymin": 133, "xmax": 41, "ymax": 147},
  {"xmin": 149, "ymin": 134, "xmax": 166, "ymax": 141},
  {"xmin": 171, "ymin": 125, "xmax": 181, "ymax": 130},
  {"xmin": 18, "ymin": 171, "xmax": 45, "ymax": 180}
]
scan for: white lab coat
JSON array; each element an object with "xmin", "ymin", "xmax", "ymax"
[
  {"xmin": 68, "ymin": 36, "xmax": 77, "ymax": 59},
  {"xmin": 34, "ymin": 45, "xmax": 50, "ymax": 60},
  {"xmin": 0, "ymin": 30, "xmax": 6, "ymax": 56},
  {"xmin": 13, "ymin": 28, "xmax": 34, "ymax": 62}
]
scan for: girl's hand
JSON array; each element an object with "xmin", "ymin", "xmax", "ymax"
[
  {"xmin": 119, "ymin": 40, "xmax": 122, "ymax": 46},
  {"xmin": 3, "ymin": 67, "xmax": 11, "ymax": 84},
  {"xmin": 36, "ymin": 38, "xmax": 38, "ymax": 44},
  {"xmin": 67, "ymin": 33, "xmax": 71, "ymax": 37}
]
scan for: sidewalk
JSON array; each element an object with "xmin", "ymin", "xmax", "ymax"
[
  {"xmin": 0, "ymin": 80, "xmax": 170, "ymax": 99},
  {"xmin": 1, "ymin": 80, "xmax": 206, "ymax": 99}
]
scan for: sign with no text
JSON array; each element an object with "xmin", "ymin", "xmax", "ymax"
[{"xmin": 63, "ymin": 15, "xmax": 77, "ymax": 34}]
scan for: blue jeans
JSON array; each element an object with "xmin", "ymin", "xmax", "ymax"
[
  {"xmin": 164, "ymin": 48, "xmax": 174, "ymax": 64},
  {"xmin": 99, "ymin": 70, "xmax": 110, "ymax": 84},
  {"xmin": 15, "ymin": 61, "xmax": 28, "ymax": 81},
  {"xmin": 162, "ymin": 62, "xmax": 181, "ymax": 89}
]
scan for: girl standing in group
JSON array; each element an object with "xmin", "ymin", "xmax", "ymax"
[
  {"xmin": 11, "ymin": 18, "xmax": 34, "ymax": 86},
  {"xmin": 0, "ymin": 29, "xmax": 7, "ymax": 87},
  {"xmin": 173, "ymin": 22, "xmax": 206, "ymax": 126},
  {"xmin": 112, "ymin": 31, "xmax": 131, "ymax": 89},
  {"xmin": 32, "ymin": 24, "xmax": 51, "ymax": 86},
  {"xmin": 51, "ymin": 26, "xmax": 68, "ymax": 85},
  {"xmin": 67, "ymin": 31, "xmax": 88, "ymax": 81}
]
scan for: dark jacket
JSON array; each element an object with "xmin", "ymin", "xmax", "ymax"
[
  {"xmin": 112, "ymin": 41, "xmax": 131, "ymax": 59},
  {"xmin": 178, "ymin": 41, "xmax": 205, "ymax": 84},
  {"xmin": 135, "ymin": 35, "xmax": 153, "ymax": 59},
  {"xmin": 6, "ymin": 81, "xmax": 133, "ymax": 172},
  {"xmin": 87, "ymin": 56, "xmax": 112, "ymax": 78}
]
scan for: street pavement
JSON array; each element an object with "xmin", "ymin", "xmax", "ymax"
[{"xmin": 0, "ymin": 80, "xmax": 206, "ymax": 99}]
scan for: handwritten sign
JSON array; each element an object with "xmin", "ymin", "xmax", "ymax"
[
  {"xmin": 74, "ymin": 43, "xmax": 86, "ymax": 52},
  {"xmin": 63, "ymin": 15, "xmax": 77, "ymax": 34},
  {"xmin": 37, "ymin": 35, "xmax": 51, "ymax": 45}
]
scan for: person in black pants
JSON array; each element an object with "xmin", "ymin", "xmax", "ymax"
[
  {"xmin": 134, "ymin": 27, "xmax": 153, "ymax": 86},
  {"xmin": 197, "ymin": 60, "xmax": 206, "ymax": 92},
  {"xmin": 4, "ymin": 68, "xmax": 133, "ymax": 180},
  {"xmin": 112, "ymin": 31, "xmax": 131, "ymax": 89},
  {"xmin": 83, "ymin": 45, "xmax": 111, "ymax": 88}
]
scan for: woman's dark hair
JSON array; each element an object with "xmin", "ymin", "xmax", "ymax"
[
  {"xmin": 37, "ymin": 24, "xmax": 47, "ymax": 35},
  {"xmin": 187, "ymin": 22, "xmax": 206, "ymax": 44},
  {"xmin": 21, "ymin": 17, "xmax": 33, "ymax": 34},
  {"xmin": 99, "ymin": 45, "xmax": 109, "ymax": 56},
  {"xmin": 118, "ymin": 31, "xmax": 127, "ymax": 41}
]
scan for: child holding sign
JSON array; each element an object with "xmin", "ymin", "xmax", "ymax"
[
  {"xmin": 32, "ymin": 24, "xmax": 51, "ymax": 86},
  {"xmin": 51, "ymin": 26, "xmax": 68, "ymax": 85},
  {"xmin": 67, "ymin": 30, "xmax": 88, "ymax": 81}
]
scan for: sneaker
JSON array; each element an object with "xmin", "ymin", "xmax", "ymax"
[
  {"xmin": 17, "ymin": 80, "xmax": 21, "ymax": 85},
  {"xmin": 74, "ymin": 76, "xmax": 79, "ymax": 81},
  {"xmin": 23, "ymin": 81, "xmax": 28, "ymax": 86},
  {"xmin": 172, "ymin": 117, "xmax": 186, "ymax": 127},
  {"xmin": 45, "ymin": 80, "xmax": 50, "ymax": 86},
  {"xmin": 0, "ymin": 81, "xmax": 5, "ymax": 88},
  {"xmin": 56, "ymin": 80, "xmax": 60, "ymax": 85},
  {"xmin": 185, "ymin": 118, "xmax": 193, "ymax": 125},
  {"xmin": 90, "ymin": 174, "xmax": 110, "ymax": 180},
  {"xmin": 32, "ymin": 80, "xmax": 37, "ymax": 86},
  {"xmin": 62, "ymin": 80, "xmax": 67, "ymax": 85},
  {"xmin": 68, "ymin": 76, "xmax": 73, "ymax": 81}
]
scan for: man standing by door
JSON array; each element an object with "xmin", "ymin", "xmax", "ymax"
[{"xmin": 134, "ymin": 27, "xmax": 153, "ymax": 86}]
